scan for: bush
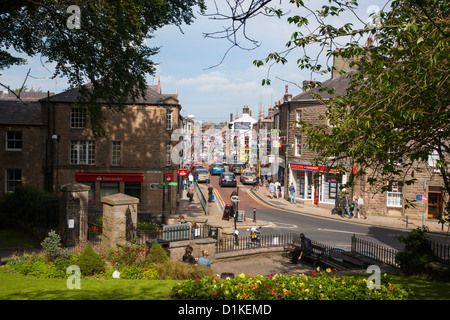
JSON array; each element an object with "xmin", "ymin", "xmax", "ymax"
[
  {"xmin": 146, "ymin": 241, "xmax": 169, "ymax": 264},
  {"xmin": 75, "ymin": 244, "xmax": 105, "ymax": 276},
  {"xmin": 41, "ymin": 230, "xmax": 67, "ymax": 262},
  {"xmin": 6, "ymin": 253, "xmax": 77, "ymax": 278},
  {"xmin": 107, "ymin": 244, "xmax": 149, "ymax": 269},
  {"xmin": 395, "ymin": 228, "xmax": 439, "ymax": 276}
]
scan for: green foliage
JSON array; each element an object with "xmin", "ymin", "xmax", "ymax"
[
  {"xmin": 395, "ymin": 228, "xmax": 440, "ymax": 276},
  {"xmin": 74, "ymin": 244, "xmax": 105, "ymax": 276},
  {"xmin": 136, "ymin": 222, "xmax": 159, "ymax": 230},
  {"xmin": 40, "ymin": 230, "xmax": 67, "ymax": 262},
  {"xmin": 146, "ymin": 241, "xmax": 169, "ymax": 264},
  {"xmin": 107, "ymin": 244, "xmax": 149, "ymax": 269},
  {"xmin": 171, "ymin": 269, "xmax": 411, "ymax": 300},
  {"xmin": 6, "ymin": 253, "xmax": 76, "ymax": 278},
  {"xmin": 0, "ymin": 0, "xmax": 206, "ymax": 136}
]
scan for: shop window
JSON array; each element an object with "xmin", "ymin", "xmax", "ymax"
[
  {"xmin": 322, "ymin": 173, "xmax": 342, "ymax": 203},
  {"xmin": 100, "ymin": 182, "xmax": 119, "ymax": 198},
  {"xmin": 125, "ymin": 182, "xmax": 141, "ymax": 202}
]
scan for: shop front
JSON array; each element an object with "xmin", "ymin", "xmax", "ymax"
[
  {"xmin": 75, "ymin": 173, "xmax": 144, "ymax": 207},
  {"xmin": 289, "ymin": 163, "xmax": 345, "ymax": 205}
]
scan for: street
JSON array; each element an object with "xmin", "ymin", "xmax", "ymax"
[{"xmin": 206, "ymin": 169, "xmax": 448, "ymax": 251}]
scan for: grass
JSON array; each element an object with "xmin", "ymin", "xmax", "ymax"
[
  {"xmin": 1, "ymin": 266, "xmax": 449, "ymax": 300},
  {"xmin": 0, "ymin": 267, "xmax": 178, "ymax": 300}
]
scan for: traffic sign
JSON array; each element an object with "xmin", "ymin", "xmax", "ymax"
[{"xmin": 422, "ymin": 194, "xmax": 428, "ymax": 202}]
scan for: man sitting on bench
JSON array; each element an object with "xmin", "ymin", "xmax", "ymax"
[{"xmin": 291, "ymin": 233, "xmax": 313, "ymax": 264}]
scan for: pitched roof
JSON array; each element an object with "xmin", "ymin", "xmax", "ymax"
[
  {"xmin": 292, "ymin": 70, "xmax": 356, "ymax": 101},
  {"xmin": 0, "ymin": 100, "xmax": 43, "ymax": 125},
  {"xmin": 40, "ymin": 85, "xmax": 179, "ymax": 105}
]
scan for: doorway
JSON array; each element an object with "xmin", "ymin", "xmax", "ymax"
[{"xmin": 428, "ymin": 191, "xmax": 442, "ymax": 219}]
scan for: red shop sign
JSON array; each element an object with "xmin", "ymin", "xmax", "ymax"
[
  {"xmin": 75, "ymin": 173, "xmax": 144, "ymax": 182},
  {"xmin": 178, "ymin": 168, "xmax": 188, "ymax": 177},
  {"xmin": 165, "ymin": 173, "xmax": 174, "ymax": 182},
  {"xmin": 289, "ymin": 164, "xmax": 340, "ymax": 173}
]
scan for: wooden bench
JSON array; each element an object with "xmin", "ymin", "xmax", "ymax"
[
  {"xmin": 282, "ymin": 235, "xmax": 302, "ymax": 258},
  {"xmin": 302, "ymin": 243, "xmax": 327, "ymax": 267}
]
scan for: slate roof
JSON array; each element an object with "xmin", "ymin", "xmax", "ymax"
[
  {"xmin": 39, "ymin": 85, "xmax": 179, "ymax": 105},
  {"xmin": 0, "ymin": 100, "xmax": 43, "ymax": 125},
  {"xmin": 292, "ymin": 70, "xmax": 357, "ymax": 101}
]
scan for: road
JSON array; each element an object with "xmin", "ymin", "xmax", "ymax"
[{"xmin": 207, "ymin": 170, "xmax": 447, "ymax": 251}]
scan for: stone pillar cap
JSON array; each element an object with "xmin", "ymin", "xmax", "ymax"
[
  {"xmin": 60, "ymin": 182, "xmax": 91, "ymax": 192},
  {"xmin": 101, "ymin": 193, "xmax": 140, "ymax": 206}
]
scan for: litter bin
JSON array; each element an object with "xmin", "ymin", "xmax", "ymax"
[{"xmin": 222, "ymin": 204, "xmax": 233, "ymax": 220}]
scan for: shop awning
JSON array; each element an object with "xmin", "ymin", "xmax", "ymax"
[
  {"xmin": 289, "ymin": 163, "xmax": 340, "ymax": 173},
  {"xmin": 75, "ymin": 173, "xmax": 144, "ymax": 182}
]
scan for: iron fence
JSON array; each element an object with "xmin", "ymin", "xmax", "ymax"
[
  {"xmin": 429, "ymin": 240, "xmax": 450, "ymax": 264},
  {"xmin": 217, "ymin": 233, "xmax": 294, "ymax": 253},
  {"xmin": 351, "ymin": 235, "xmax": 399, "ymax": 267},
  {"xmin": 135, "ymin": 224, "xmax": 213, "ymax": 245}
]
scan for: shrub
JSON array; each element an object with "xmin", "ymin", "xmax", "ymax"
[
  {"xmin": 41, "ymin": 230, "xmax": 67, "ymax": 262},
  {"xmin": 6, "ymin": 253, "xmax": 76, "ymax": 278},
  {"xmin": 107, "ymin": 244, "xmax": 149, "ymax": 269},
  {"xmin": 155, "ymin": 261, "xmax": 215, "ymax": 280},
  {"xmin": 146, "ymin": 241, "xmax": 169, "ymax": 264},
  {"xmin": 75, "ymin": 244, "xmax": 105, "ymax": 276},
  {"xmin": 395, "ymin": 228, "xmax": 439, "ymax": 276}
]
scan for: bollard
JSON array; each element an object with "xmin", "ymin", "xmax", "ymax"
[{"xmin": 253, "ymin": 208, "xmax": 256, "ymax": 223}]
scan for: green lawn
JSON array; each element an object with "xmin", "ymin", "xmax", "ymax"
[
  {"xmin": 0, "ymin": 267, "xmax": 178, "ymax": 300},
  {"xmin": 1, "ymin": 266, "xmax": 449, "ymax": 300}
]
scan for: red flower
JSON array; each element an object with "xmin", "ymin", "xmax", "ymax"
[{"xmin": 195, "ymin": 278, "xmax": 200, "ymax": 281}]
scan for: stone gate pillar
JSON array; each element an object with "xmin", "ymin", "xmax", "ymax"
[
  {"xmin": 101, "ymin": 193, "xmax": 139, "ymax": 253},
  {"xmin": 59, "ymin": 182, "xmax": 90, "ymax": 246}
]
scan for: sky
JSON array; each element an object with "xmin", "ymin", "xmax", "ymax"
[{"xmin": 0, "ymin": 0, "xmax": 387, "ymax": 124}]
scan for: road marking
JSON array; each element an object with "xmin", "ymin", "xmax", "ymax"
[
  {"xmin": 317, "ymin": 228, "xmax": 369, "ymax": 236},
  {"xmin": 272, "ymin": 222, "xmax": 298, "ymax": 229}
]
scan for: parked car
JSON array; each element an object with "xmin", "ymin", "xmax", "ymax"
[
  {"xmin": 210, "ymin": 163, "xmax": 225, "ymax": 175},
  {"xmin": 230, "ymin": 163, "xmax": 245, "ymax": 175},
  {"xmin": 195, "ymin": 168, "xmax": 208, "ymax": 183},
  {"xmin": 240, "ymin": 171, "xmax": 257, "ymax": 185},
  {"xmin": 190, "ymin": 164, "xmax": 204, "ymax": 172},
  {"xmin": 219, "ymin": 172, "xmax": 237, "ymax": 187}
]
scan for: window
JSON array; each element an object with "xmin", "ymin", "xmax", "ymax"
[
  {"xmin": 166, "ymin": 110, "xmax": 172, "ymax": 130},
  {"xmin": 296, "ymin": 110, "xmax": 302, "ymax": 126},
  {"xmin": 70, "ymin": 140, "xmax": 95, "ymax": 165},
  {"xmin": 100, "ymin": 182, "xmax": 119, "ymax": 198},
  {"xmin": 6, "ymin": 169, "xmax": 21, "ymax": 192},
  {"xmin": 70, "ymin": 108, "xmax": 86, "ymax": 128},
  {"xmin": 295, "ymin": 135, "xmax": 302, "ymax": 156},
  {"xmin": 112, "ymin": 141, "xmax": 121, "ymax": 166},
  {"xmin": 387, "ymin": 182, "xmax": 403, "ymax": 207},
  {"xmin": 166, "ymin": 144, "xmax": 171, "ymax": 166},
  {"xmin": 388, "ymin": 147, "xmax": 403, "ymax": 165},
  {"xmin": 6, "ymin": 131, "xmax": 22, "ymax": 150},
  {"xmin": 125, "ymin": 182, "xmax": 141, "ymax": 201}
]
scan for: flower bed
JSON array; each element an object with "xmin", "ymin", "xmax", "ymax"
[{"xmin": 170, "ymin": 268, "xmax": 412, "ymax": 300}]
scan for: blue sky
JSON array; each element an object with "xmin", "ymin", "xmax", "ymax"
[{"xmin": 0, "ymin": 0, "xmax": 386, "ymax": 124}]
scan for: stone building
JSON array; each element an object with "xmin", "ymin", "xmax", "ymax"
[
  {"xmin": 0, "ymin": 82, "xmax": 183, "ymax": 215},
  {"xmin": 275, "ymin": 56, "xmax": 446, "ymax": 220}
]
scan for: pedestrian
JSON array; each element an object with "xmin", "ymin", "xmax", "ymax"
[
  {"xmin": 269, "ymin": 181, "xmax": 275, "ymax": 199},
  {"xmin": 342, "ymin": 193, "xmax": 353, "ymax": 218},
  {"xmin": 207, "ymin": 184, "xmax": 214, "ymax": 202},
  {"xmin": 206, "ymin": 172, "xmax": 211, "ymax": 185},
  {"xmin": 197, "ymin": 250, "xmax": 211, "ymax": 268},
  {"xmin": 182, "ymin": 245, "xmax": 197, "ymax": 264},
  {"xmin": 179, "ymin": 215, "xmax": 187, "ymax": 224},
  {"xmin": 188, "ymin": 172, "xmax": 194, "ymax": 186},
  {"xmin": 193, "ymin": 170, "xmax": 199, "ymax": 184},
  {"xmin": 352, "ymin": 194, "xmax": 359, "ymax": 218},
  {"xmin": 255, "ymin": 175, "xmax": 260, "ymax": 191},
  {"xmin": 274, "ymin": 180, "xmax": 280, "ymax": 198},
  {"xmin": 357, "ymin": 195, "xmax": 367, "ymax": 219},
  {"xmin": 291, "ymin": 233, "xmax": 313, "ymax": 264},
  {"xmin": 191, "ymin": 222, "xmax": 200, "ymax": 238},
  {"xmin": 289, "ymin": 182, "xmax": 296, "ymax": 204},
  {"xmin": 187, "ymin": 184, "xmax": 195, "ymax": 203}
]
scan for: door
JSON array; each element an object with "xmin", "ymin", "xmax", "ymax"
[{"xmin": 428, "ymin": 191, "xmax": 442, "ymax": 219}]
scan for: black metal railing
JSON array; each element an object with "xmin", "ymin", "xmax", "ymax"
[
  {"xmin": 135, "ymin": 224, "xmax": 214, "ymax": 245},
  {"xmin": 351, "ymin": 235, "xmax": 399, "ymax": 267},
  {"xmin": 429, "ymin": 240, "xmax": 450, "ymax": 264},
  {"xmin": 217, "ymin": 233, "xmax": 294, "ymax": 253}
]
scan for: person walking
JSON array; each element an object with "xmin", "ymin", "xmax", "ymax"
[
  {"xmin": 274, "ymin": 180, "xmax": 280, "ymax": 198},
  {"xmin": 269, "ymin": 181, "xmax": 275, "ymax": 199},
  {"xmin": 255, "ymin": 175, "xmax": 260, "ymax": 191},
  {"xmin": 188, "ymin": 172, "xmax": 194, "ymax": 186},
  {"xmin": 206, "ymin": 172, "xmax": 211, "ymax": 185},
  {"xmin": 357, "ymin": 195, "xmax": 367, "ymax": 219},
  {"xmin": 207, "ymin": 184, "xmax": 214, "ymax": 202},
  {"xmin": 352, "ymin": 194, "xmax": 359, "ymax": 218},
  {"xmin": 187, "ymin": 184, "xmax": 194, "ymax": 203},
  {"xmin": 342, "ymin": 193, "xmax": 353, "ymax": 218},
  {"xmin": 289, "ymin": 182, "xmax": 296, "ymax": 204}
]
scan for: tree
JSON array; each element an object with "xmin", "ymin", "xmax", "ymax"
[
  {"xmin": 0, "ymin": 0, "xmax": 206, "ymax": 136},
  {"xmin": 205, "ymin": 0, "xmax": 450, "ymax": 226}
]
